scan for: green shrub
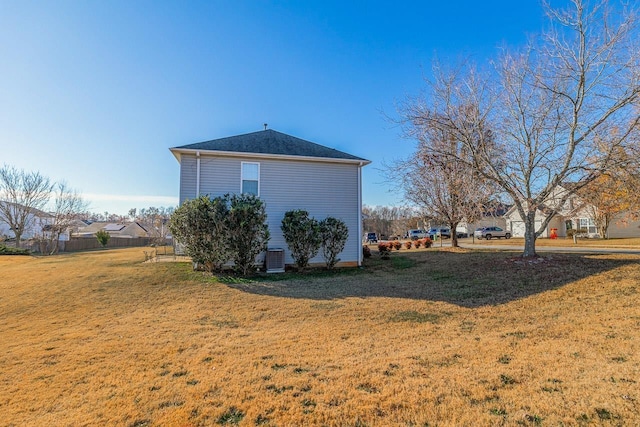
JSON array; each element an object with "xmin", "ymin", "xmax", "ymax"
[
  {"xmin": 0, "ymin": 244, "xmax": 30, "ymax": 255},
  {"xmin": 227, "ymin": 194, "xmax": 270, "ymax": 276},
  {"xmin": 281, "ymin": 210, "xmax": 321, "ymax": 271},
  {"xmin": 95, "ymin": 230, "xmax": 110, "ymax": 248},
  {"xmin": 170, "ymin": 194, "xmax": 271, "ymax": 275},
  {"xmin": 169, "ymin": 195, "xmax": 231, "ymax": 273},
  {"xmin": 319, "ymin": 217, "xmax": 349, "ymax": 269}
]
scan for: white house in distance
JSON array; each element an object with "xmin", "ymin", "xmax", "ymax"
[
  {"xmin": 504, "ymin": 184, "xmax": 640, "ymax": 238},
  {"xmin": 170, "ymin": 129, "xmax": 371, "ymax": 267},
  {"xmin": 75, "ymin": 221, "xmax": 152, "ymax": 239},
  {"xmin": 455, "ymin": 203, "xmax": 510, "ymax": 237},
  {"xmin": 0, "ymin": 201, "xmax": 53, "ymax": 241}
]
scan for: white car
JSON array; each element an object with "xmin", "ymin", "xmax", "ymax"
[
  {"xmin": 407, "ymin": 229, "xmax": 427, "ymax": 240},
  {"xmin": 428, "ymin": 227, "xmax": 451, "ymax": 239},
  {"xmin": 474, "ymin": 226, "xmax": 511, "ymax": 240}
]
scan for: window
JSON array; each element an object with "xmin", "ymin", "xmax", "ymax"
[
  {"xmin": 241, "ymin": 162, "xmax": 260, "ymax": 196},
  {"xmin": 578, "ymin": 218, "xmax": 596, "ymax": 234}
]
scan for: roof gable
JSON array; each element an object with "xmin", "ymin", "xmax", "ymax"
[
  {"xmin": 171, "ymin": 129, "xmax": 369, "ymax": 163},
  {"xmin": 103, "ymin": 223, "xmax": 126, "ymax": 232},
  {"xmin": 0, "ymin": 201, "xmax": 52, "ymax": 218}
]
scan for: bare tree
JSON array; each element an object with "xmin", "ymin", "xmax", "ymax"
[
  {"xmin": 393, "ymin": 125, "xmax": 496, "ymax": 247},
  {"xmin": 0, "ymin": 165, "xmax": 53, "ymax": 248},
  {"xmin": 136, "ymin": 206, "xmax": 175, "ymax": 245},
  {"xmin": 362, "ymin": 205, "xmax": 416, "ymax": 239},
  {"xmin": 36, "ymin": 182, "xmax": 88, "ymax": 254},
  {"xmin": 402, "ymin": 0, "xmax": 640, "ymax": 257}
]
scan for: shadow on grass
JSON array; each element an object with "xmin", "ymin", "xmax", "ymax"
[{"xmin": 221, "ymin": 250, "xmax": 640, "ymax": 308}]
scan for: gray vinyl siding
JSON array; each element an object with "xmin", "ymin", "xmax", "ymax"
[
  {"xmin": 200, "ymin": 157, "xmax": 243, "ymax": 198},
  {"xmin": 179, "ymin": 153, "xmax": 362, "ymax": 265},
  {"xmin": 179, "ymin": 155, "xmax": 197, "ymax": 203},
  {"xmin": 600, "ymin": 214, "xmax": 640, "ymax": 238},
  {"xmin": 261, "ymin": 158, "xmax": 360, "ymax": 265}
]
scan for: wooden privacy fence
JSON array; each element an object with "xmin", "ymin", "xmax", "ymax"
[{"xmin": 60, "ymin": 237, "xmax": 154, "ymax": 252}]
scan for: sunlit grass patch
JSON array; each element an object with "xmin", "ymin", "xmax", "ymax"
[
  {"xmin": 389, "ymin": 310, "xmax": 446, "ymax": 324},
  {"xmin": 309, "ymin": 301, "xmax": 343, "ymax": 310},
  {"xmin": 2, "ymin": 247, "xmax": 640, "ymax": 425}
]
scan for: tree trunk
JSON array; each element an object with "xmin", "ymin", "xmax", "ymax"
[
  {"xmin": 14, "ymin": 232, "xmax": 22, "ymax": 248},
  {"xmin": 523, "ymin": 211, "xmax": 537, "ymax": 258},
  {"xmin": 50, "ymin": 232, "xmax": 61, "ymax": 255},
  {"xmin": 449, "ymin": 221, "xmax": 459, "ymax": 247},
  {"xmin": 603, "ymin": 215, "xmax": 611, "ymax": 239}
]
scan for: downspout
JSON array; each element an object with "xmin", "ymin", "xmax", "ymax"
[
  {"xmin": 196, "ymin": 151, "xmax": 201, "ymax": 197},
  {"xmin": 358, "ymin": 161, "xmax": 363, "ymax": 266}
]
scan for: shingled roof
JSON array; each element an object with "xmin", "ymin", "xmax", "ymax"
[{"xmin": 171, "ymin": 129, "xmax": 369, "ymax": 163}]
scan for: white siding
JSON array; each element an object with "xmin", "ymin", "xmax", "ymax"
[
  {"xmin": 505, "ymin": 207, "xmax": 550, "ymax": 238},
  {"xmin": 0, "ymin": 212, "xmax": 50, "ymax": 240},
  {"xmin": 547, "ymin": 216, "xmax": 565, "ymax": 238},
  {"xmin": 462, "ymin": 218, "xmax": 507, "ymax": 235},
  {"xmin": 179, "ymin": 154, "xmax": 362, "ymax": 265}
]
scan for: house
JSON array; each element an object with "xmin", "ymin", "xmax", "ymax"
[
  {"xmin": 75, "ymin": 221, "xmax": 151, "ymax": 238},
  {"xmin": 41, "ymin": 219, "xmax": 88, "ymax": 241},
  {"xmin": 503, "ymin": 185, "xmax": 640, "ymax": 238},
  {"xmin": 0, "ymin": 201, "xmax": 53, "ymax": 241},
  {"xmin": 170, "ymin": 129, "xmax": 371, "ymax": 267},
  {"xmin": 453, "ymin": 203, "xmax": 511, "ymax": 237}
]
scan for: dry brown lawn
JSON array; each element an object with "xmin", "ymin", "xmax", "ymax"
[
  {"xmin": 465, "ymin": 236, "xmax": 640, "ymax": 248},
  {"xmin": 1, "ymin": 247, "xmax": 640, "ymax": 426}
]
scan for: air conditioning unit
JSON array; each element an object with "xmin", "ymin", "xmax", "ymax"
[{"xmin": 265, "ymin": 248, "xmax": 285, "ymax": 273}]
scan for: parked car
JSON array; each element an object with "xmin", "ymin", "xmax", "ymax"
[
  {"xmin": 407, "ymin": 229, "xmax": 427, "ymax": 240},
  {"xmin": 364, "ymin": 232, "xmax": 378, "ymax": 244},
  {"xmin": 474, "ymin": 226, "xmax": 511, "ymax": 240},
  {"xmin": 428, "ymin": 227, "xmax": 451, "ymax": 239},
  {"xmin": 456, "ymin": 231, "xmax": 469, "ymax": 238}
]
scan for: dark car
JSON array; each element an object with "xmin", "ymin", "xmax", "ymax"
[{"xmin": 364, "ymin": 232, "xmax": 378, "ymax": 244}]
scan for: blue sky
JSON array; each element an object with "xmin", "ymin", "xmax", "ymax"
[{"xmin": 1, "ymin": 1, "xmax": 544, "ymax": 215}]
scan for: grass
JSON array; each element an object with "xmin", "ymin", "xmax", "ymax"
[
  {"xmin": 1, "ymin": 247, "xmax": 640, "ymax": 425},
  {"xmin": 467, "ymin": 236, "xmax": 640, "ymax": 248}
]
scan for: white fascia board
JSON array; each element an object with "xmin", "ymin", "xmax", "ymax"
[
  {"xmin": 169, "ymin": 148, "xmax": 182, "ymax": 163},
  {"xmin": 169, "ymin": 147, "xmax": 371, "ymax": 166}
]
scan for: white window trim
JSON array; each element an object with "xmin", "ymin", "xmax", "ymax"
[
  {"xmin": 241, "ymin": 161, "xmax": 260, "ymax": 196},
  {"xmin": 578, "ymin": 218, "xmax": 597, "ymax": 234}
]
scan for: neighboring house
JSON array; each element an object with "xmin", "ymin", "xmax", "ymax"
[
  {"xmin": 503, "ymin": 184, "xmax": 640, "ymax": 238},
  {"xmin": 0, "ymin": 201, "xmax": 53, "ymax": 241},
  {"xmin": 75, "ymin": 221, "xmax": 151, "ymax": 238},
  {"xmin": 455, "ymin": 203, "xmax": 511, "ymax": 236},
  {"xmin": 170, "ymin": 129, "xmax": 371, "ymax": 267},
  {"xmin": 504, "ymin": 205, "xmax": 562, "ymax": 238},
  {"xmin": 41, "ymin": 219, "xmax": 88, "ymax": 242}
]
